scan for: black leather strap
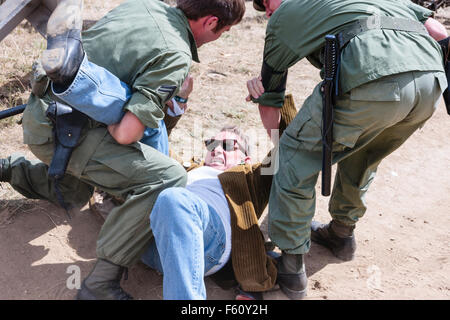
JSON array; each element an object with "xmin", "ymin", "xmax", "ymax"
[{"xmin": 46, "ymin": 102, "xmax": 89, "ymax": 216}]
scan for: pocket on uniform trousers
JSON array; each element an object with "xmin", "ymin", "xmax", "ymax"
[
  {"xmin": 332, "ymin": 123, "xmax": 364, "ymax": 152},
  {"xmin": 283, "ymin": 105, "xmax": 322, "ymax": 154},
  {"xmin": 349, "ymin": 81, "xmax": 400, "ymax": 102},
  {"xmin": 22, "ymin": 97, "xmax": 53, "ymax": 146},
  {"xmin": 331, "ymin": 80, "xmax": 400, "ymax": 152}
]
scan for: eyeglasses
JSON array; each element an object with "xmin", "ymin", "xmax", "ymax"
[{"xmin": 204, "ymin": 138, "xmax": 247, "ymax": 155}]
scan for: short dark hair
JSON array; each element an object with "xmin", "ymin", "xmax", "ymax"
[
  {"xmin": 177, "ymin": 0, "xmax": 246, "ymax": 32},
  {"xmin": 220, "ymin": 124, "xmax": 251, "ymax": 156}
]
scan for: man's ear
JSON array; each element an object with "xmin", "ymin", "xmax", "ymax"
[{"xmin": 202, "ymin": 15, "xmax": 219, "ymax": 32}]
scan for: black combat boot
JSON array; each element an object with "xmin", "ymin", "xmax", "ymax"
[
  {"xmin": 76, "ymin": 259, "xmax": 133, "ymax": 300},
  {"xmin": 41, "ymin": 0, "xmax": 85, "ymax": 92},
  {"xmin": 311, "ymin": 220, "xmax": 356, "ymax": 261},
  {"xmin": 0, "ymin": 158, "xmax": 11, "ymax": 182},
  {"xmin": 276, "ymin": 252, "xmax": 307, "ymax": 300}
]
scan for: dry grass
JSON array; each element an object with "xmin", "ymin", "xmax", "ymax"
[
  {"xmin": 0, "ymin": 1, "xmax": 123, "ymax": 128},
  {"xmin": 0, "ymin": 21, "xmax": 42, "ymax": 126}
]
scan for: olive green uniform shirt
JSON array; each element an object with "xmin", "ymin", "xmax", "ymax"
[
  {"xmin": 23, "ymin": 0, "xmax": 199, "ymax": 148},
  {"xmin": 82, "ymin": 0, "xmax": 199, "ymax": 129},
  {"xmin": 254, "ymin": 0, "xmax": 445, "ymax": 107}
]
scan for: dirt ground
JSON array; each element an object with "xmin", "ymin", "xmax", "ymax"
[{"xmin": 0, "ymin": 1, "xmax": 449, "ymax": 300}]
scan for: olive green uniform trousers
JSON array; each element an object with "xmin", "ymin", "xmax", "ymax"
[
  {"xmin": 7, "ymin": 116, "xmax": 186, "ymax": 268},
  {"xmin": 269, "ymin": 71, "xmax": 446, "ymax": 255}
]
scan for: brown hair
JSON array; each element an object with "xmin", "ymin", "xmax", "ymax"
[
  {"xmin": 177, "ymin": 0, "xmax": 246, "ymax": 32},
  {"xmin": 220, "ymin": 124, "xmax": 251, "ymax": 156}
]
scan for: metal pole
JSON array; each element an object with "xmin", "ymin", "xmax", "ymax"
[{"xmin": 0, "ymin": 104, "xmax": 26, "ymax": 120}]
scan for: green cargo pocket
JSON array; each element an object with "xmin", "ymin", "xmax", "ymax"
[
  {"xmin": 23, "ymin": 133, "xmax": 51, "ymax": 145},
  {"xmin": 283, "ymin": 105, "xmax": 322, "ymax": 153},
  {"xmin": 332, "ymin": 123, "xmax": 364, "ymax": 152},
  {"xmin": 22, "ymin": 99, "xmax": 53, "ymax": 146},
  {"xmin": 330, "ymin": 79, "xmax": 401, "ymax": 151}
]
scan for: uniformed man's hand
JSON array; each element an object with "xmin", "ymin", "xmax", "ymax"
[
  {"xmin": 167, "ymin": 75, "xmax": 194, "ymax": 113},
  {"xmin": 177, "ymin": 75, "xmax": 194, "ymax": 111},
  {"xmin": 179, "ymin": 75, "xmax": 194, "ymax": 100},
  {"xmin": 246, "ymin": 75, "xmax": 265, "ymax": 101}
]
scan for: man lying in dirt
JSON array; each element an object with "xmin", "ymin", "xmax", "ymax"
[
  {"xmin": 140, "ymin": 124, "xmax": 276, "ymax": 300},
  {"xmin": 2, "ymin": 50, "xmax": 297, "ymax": 298},
  {"xmin": 91, "ymin": 95, "xmax": 298, "ymax": 300},
  {"xmin": 55, "ymin": 48, "xmax": 295, "ymax": 299},
  {"xmin": 1, "ymin": 88, "xmax": 297, "ymax": 301},
  {"xmin": 0, "ymin": 0, "xmax": 246, "ymax": 299}
]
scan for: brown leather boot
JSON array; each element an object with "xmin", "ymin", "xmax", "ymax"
[{"xmin": 311, "ymin": 220, "xmax": 356, "ymax": 261}]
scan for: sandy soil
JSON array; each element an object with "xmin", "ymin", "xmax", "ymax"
[{"xmin": 0, "ymin": 1, "xmax": 449, "ymax": 300}]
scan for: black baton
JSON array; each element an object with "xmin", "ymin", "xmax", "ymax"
[
  {"xmin": 321, "ymin": 35, "xmax": 339, "ymax": 196},
  {"xmin": 438, "ymin": 36, "xmax": 450, "ymax": 115},
  {"xmin": 0, "ymin": 104, "xmax": 26, "ymax": 120}
]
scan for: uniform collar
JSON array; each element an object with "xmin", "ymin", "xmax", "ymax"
[{"xmin": 176, "ymin": 8, "xmax": 200, "ymax": 63}]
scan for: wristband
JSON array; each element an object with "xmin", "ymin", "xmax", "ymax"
[
  {"xmin": 167, "ymin": 98, "xmax": 185, "ymax": 117},
  {"xmin": 174, "ymin": 95, "xmax": 188, "ymax": 103}
]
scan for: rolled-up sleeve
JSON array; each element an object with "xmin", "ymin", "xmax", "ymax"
[
  {"xmin": 405, "ymin": 0, "xmax": 434, "ymax": 22},
  {"xmin": 125, "ymin": 50, "xmax": 190, "ymax": 128},
  {"xmin": 252, "ymin": 29, "xmax": 299, "ymax": 108}
]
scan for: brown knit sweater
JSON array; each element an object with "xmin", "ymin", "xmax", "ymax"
[{"xmin": 217, "ymin": 94, "xmax": 297, "ymax": 292}]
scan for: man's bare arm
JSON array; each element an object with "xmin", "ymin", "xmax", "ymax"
[
  {"xmin": 258, "ymin": 104, "xmax": 281, "ymax": 138},
  {"xmin": 246, "ymin": 76, "xmax": 281, "ymax": 137},
  {"xmin": 107, "ymin": 111, "xmax": 145, "ymax": 145}
]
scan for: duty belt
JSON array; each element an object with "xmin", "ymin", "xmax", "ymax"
[{"xmin": 337, "ymin": 16, "xmax": 428, "ymax": 49}]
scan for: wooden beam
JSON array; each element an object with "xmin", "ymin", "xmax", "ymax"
[
  {"xmin": 0, "ymin": 0, "xmax": 41, "ymax": 42},
  {"xmin": 0, "ymin": 0, "xmax": 57, "ymax": 41},
  {"xmin": 25, "ymin": 0, "xmax": 58, "ymax": 37}
]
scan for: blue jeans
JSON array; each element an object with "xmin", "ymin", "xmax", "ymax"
[
  {"xmin": 140, "ymin": 120, "xmax": 169, "ymax": 156},
  {"xmin": 52, "ymin": 54, "xmax": 129, "ymax": 125},
  {"xmin": 141, "ymin": 187, "xmax": 226, "ymax": 300},
  {"xmin": 51, "ymin": 54, "xmax": 169, "ymax": 155}
]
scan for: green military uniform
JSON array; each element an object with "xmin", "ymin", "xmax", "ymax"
[
  {"xmin": 6, "ymin": 0, "xmax": 200, "ymax": 266},
  {"xmin": 252, "ymin": 0, "xmax": 447, "ymax": 254}
]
